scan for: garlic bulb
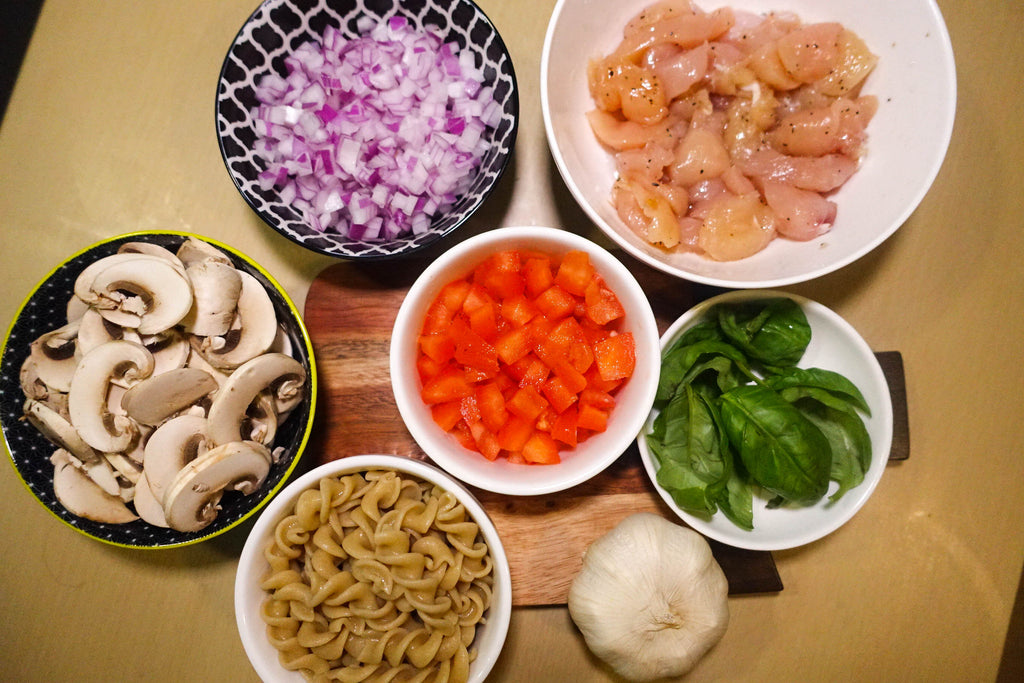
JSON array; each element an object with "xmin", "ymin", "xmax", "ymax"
[{"xmin": 568, "ymin": 513, "xmax": 729, "ymax": 681}]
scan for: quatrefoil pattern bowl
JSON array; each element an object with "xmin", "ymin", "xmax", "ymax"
[{"xmin": 216, "ymin": 0, "xmax": 519, "ymax": 259}]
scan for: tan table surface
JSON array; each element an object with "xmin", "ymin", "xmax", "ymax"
[{"xmin": 1, "ymin": 1, "xmax": 1022, "ymax": 681}]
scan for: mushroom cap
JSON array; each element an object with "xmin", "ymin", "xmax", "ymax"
[
  {"xmin": 68, "ymin": 340, "xmax": 155, "ymax": 453},
  {"xmin": 205, "ymin": 352, "xmax": 306, "ymax": 447},
  {"xmin": 51, "ymin": 449, "xmax": 139, "ymax": 524},
  {"xmin": 162, "ymin": 440, "xmax": 272, "ymax": 532}
]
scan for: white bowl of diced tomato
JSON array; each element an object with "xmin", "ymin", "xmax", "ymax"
[{"xmin": 390, "ymin": 226, "xmax": 661, "ymax": 495}]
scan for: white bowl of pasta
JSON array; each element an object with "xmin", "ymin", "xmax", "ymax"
[{"xmin": 234, "ymin": 454, "xmax": 512, "ymax": 683}]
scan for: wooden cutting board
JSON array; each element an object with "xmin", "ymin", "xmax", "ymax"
[{"xmin": 302, "ymin": 253, "xmax": 909, "ymax": 606}]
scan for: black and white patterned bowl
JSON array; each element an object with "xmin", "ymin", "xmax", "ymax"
[
  {"xmin": 216, "ymin": 0, "xmax": 519, "ymax": 259},
  {"xmin": 0, "ymin": 232, "xmax": 317, "ymax": 549}
]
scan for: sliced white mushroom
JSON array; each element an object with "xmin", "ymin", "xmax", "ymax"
[
  {"xmin": 77, "ymin": 255, "xmax": 193, "ymax": 335},
  {"xmin": 205, "ymin": 352, "xmax": 306, "ymax": 446},
  {"xmin": 162, "ymin": 440, "xmax": 272, "ymax": 532},
  {"xmin": 24, "ymin": 398, "xmax": 98, "ymax": 463},
  {"xmin": 27, "ymin": 320, "xmax": 81, "ymax": 393},
  {"xmin": 66, "ymin": 295, "xmax": 90, "ymax": 323},
  {"xmin": 68, "ymin": 340, "xmax": 154, "ymax": 453},
  {"xmin": 181, "ymin": 260, "xmax": 242, "ymax": 337},
  {"xmin": 192, "ymin": 270, "xmax": 277, "ymax": 369},
  {"xmin": 105, "ymin": 451, "xmax": 143, "ymax": 485},
  {"xmin": 142, "ymin": 328, "xmax": 191, "ymax": 376},
  {"xmin": 120, "ymin": 367, "xmax": 218, "ymax": 426},
  {"xmin": 184, "ymin": 348, "xmax": 231, "ymax": 388},
  {"xmin": 73, "ymin": 253, "xmax": 146, "ymax": 304},
  {"xmin": 19, "ymin": 356, "xmax": 51, "ymax": 401},
  {"xmin": 242, "ymin": 392, "xmax": 278, "ymax": 445},
  {"xmin": 51, "ymin": 449, "xmax": 138, "ymax": 524},
  {"xmin": 77, "ymin": 308, "xmax": 125, "ymax": 356},
  {"xmin": 133, "ymin": 473, "xmax": 169, "ymax": 527},
  {"xmin": 269, "ymin": 324, "xmax": 294, "ymax": 357},
  {"xmin": 117, "ymin": 241, "xmax": 186, "ymax": 275},
  {"xmin": 144, "ymin": 414, "xmax": 209, "ymax": 505},
  {"xmin": 176, "ymin": 236, "xmax": 234, "ymax": 267}
]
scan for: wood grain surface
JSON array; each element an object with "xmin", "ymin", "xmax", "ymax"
[{"xmin": 302, "ymin": 253, "xmax": 907, "ymax": 606}]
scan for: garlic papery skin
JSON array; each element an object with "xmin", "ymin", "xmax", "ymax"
[{"xmin": 568, "ymin": 513, "xmax": 729, "ymax": 682}]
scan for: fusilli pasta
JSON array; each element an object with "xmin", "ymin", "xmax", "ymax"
[{"xmin": 261, "ymin": 470, "xmax": 494, "ymax": 683}]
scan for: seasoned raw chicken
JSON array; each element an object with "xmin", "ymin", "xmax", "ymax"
[{"xmin": 587, "ymin": 0, "xmax": 877, "ymax": 260}]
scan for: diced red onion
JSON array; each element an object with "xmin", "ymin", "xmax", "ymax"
[{"xmin": 250, "ymin": 16, "xmax": 498, "ymax": 241}]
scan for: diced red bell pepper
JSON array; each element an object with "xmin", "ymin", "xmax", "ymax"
[
  {"xmin": 467, "ymin": 300, "xmax": 500, "ymax": 342},
  {"xmin": 551, "ymin": 406, "xmax": 579, "ymax": 447},
  {"xmin": 495, "ymin": 326, "xmax": 532, "ymax": 366},
  {"xmin": 584, "ymin": 277, "xmax": 625, "ymax": 325},
  {"xmin": 554, "ymin": 250, "xmax": 595, "ymax": 297},
  {"xmin": 475, "ymin": 381, "xmax": 509, "ymax": 433},
  {"xmin": 534, "ymin": 285, "xmax": 576, "ymax": 320},
  {"xmin": 522, "ymin": 432, "xmax": 561, "ymax": 464},
  {"xmin": 523, "ymin": 255, "xmax": 554, "ymax": 298},
  {"xmin": 579, "ymin": 387, "xmax": 617, "ymax": 411},
  {"xmin": 594, "ymin": 332, "xmax": 636, "ymax": 382},
  {"xmin": 417, "ymin": 355, "xmax": 447, "ymax": 383},
  {"xmin": 499, "ymin": 294, "xmax": 538, "ymax": 327},
  {"xmin": 419, "ymin": 333, "xmax": 455, "ymax": 364},
  {"xmin": 541, "ymin": 376, "xmax": 578, "ymax": 414},
  {"xmin": 497, "ymin": 415, "xmax": 534, "ymax": 452},
  {"xmin": 451, "ymin": 319, "xmax": 500, "ymax": 378},
  {"xmin": 467, "ymin": 420, "xmax": 501, "ymax": 461},
  {"xmin": 577, "ymin": 402, "xmax": 609, "ymax": 433},
  {"xmin": 430, "ymin": 400, "xmax": 463, "ymax": 431},
  {"xmin": 475, "ymin": 250, "xmax": 524, "ymax": 299},
  {"xmin": 421, "ymin": 367, "xmax": 474, "ymax": 405},
  {"xmin": 507, "ymin": 385, "xmax": 549, "ymax": 422}
]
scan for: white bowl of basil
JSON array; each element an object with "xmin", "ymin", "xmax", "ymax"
[{"xmin": 638, "ymin": 290, "xmax": 893, "ymax": 551}]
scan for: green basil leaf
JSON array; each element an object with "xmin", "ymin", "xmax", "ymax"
[
  {"xmin": 652, "ymin": 386, "xmax": 725, "ymax": 484},
  {"xmin": 719, "ymin": 384, "xmax": 832, "ymax": 506},
  {"xmin": 716, "ymin": 298, "xmax": 811, "ymax": 368},
  {"xmin": 656, "ymin": 339, "xmax": 755, "ymax": 405},
  {"xmin": 797, "ymin": 400, "xmax": 873, "ymax": 502},
  {"xmin": 765, "ymin": 366, "xmax": 871, "ymax": 415},
  {"xmin": 655, "ymin": 459, "xmax": 717, "ymax": 518}
]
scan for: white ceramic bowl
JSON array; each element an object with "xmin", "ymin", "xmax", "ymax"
[
  {"xmin": 637, "ymin": 290, "xmax": 893, "ymax": 550},
  {"xmin": 390, "ymin": 226, "xmax": 661, "ymax": 495},
  {"xmin": 235, "ymin": 454, "xmax": 512, "ymax": 683},
  {"xmin": 542, "ymin": 0, "xmax": 957, "ymax": 287}
]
